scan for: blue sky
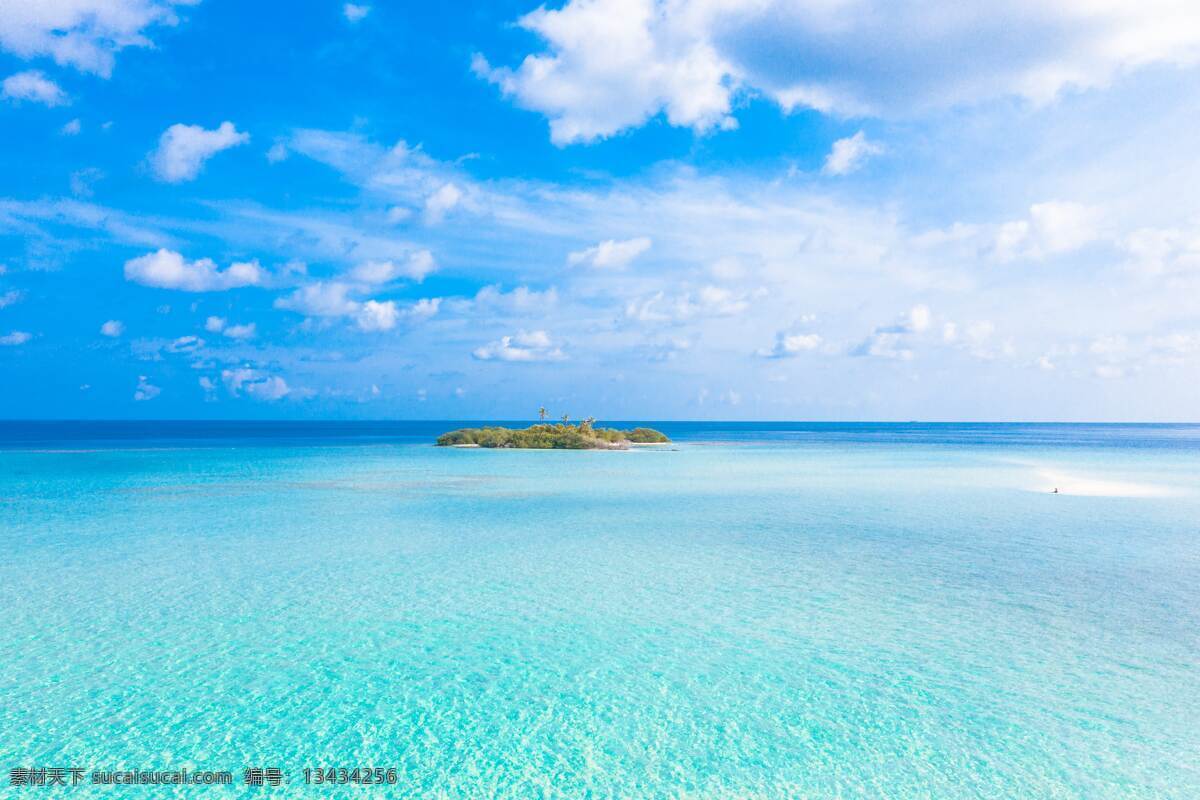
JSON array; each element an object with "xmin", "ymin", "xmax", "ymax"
[{"xmin": 2, "ymin": 0, "xmax": 1199, "ymax": 420}]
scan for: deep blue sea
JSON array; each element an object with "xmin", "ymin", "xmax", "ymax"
[{"xmin": 1, "ymin": 422, "xmax": 1197, "ymax": 797}]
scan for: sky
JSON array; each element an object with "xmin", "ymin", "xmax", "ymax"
[{"xmin": 2, "ymin": 0, "xmax": 1199, "ymax": 421}]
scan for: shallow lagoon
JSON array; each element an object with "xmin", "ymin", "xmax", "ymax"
[{"xmin": 2, "ymin": 422, "xmax": 1198, "ymax": 797}]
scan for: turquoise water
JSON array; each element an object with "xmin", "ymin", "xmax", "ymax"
[{"xmin": 1, "ymin": 423, "xmax": 1198, "ymax": 797}]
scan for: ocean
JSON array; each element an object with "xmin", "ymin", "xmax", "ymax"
[{"xmin": 1, "ymin": 422, "xmax": 1197, "ymax": 797}]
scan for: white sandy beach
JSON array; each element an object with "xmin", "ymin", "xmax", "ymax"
[{"xmin": 1033, "ymin": 468, "xmax": 1174, "ymax": 497}]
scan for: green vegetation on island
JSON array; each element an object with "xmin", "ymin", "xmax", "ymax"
[{"xmin": 436, "ymin": 413, "xmax": 670, "ymax": 449}]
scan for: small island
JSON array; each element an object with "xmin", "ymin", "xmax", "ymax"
[{"xmin": 437, "ymin": 411, "xmax": 670, "ymax": 450}]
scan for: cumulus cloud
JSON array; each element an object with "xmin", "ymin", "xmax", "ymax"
[
  {"xmin": 457, "ymin": 284, "xmax": 558, "ymax": 314},
  {"xmin": 355, "ymin": 300, "xmax": 399, "ymax": 332},
  {"xmin": 125, "ymin": 249, "xmax": 264, "ymax": 291},
  {"xmin": 472, "ymin": 1, "xmax": 737, "ymax": 145},
  {"xmin": 993, "ymin": 201, "xmax": 1100, "ymax": 261},
  {"xmin": 473, "ymin": 330, "xmax": 565, "ymax": 362},
  {"xmin": 223, "ymin": 322, "xmax": 256, "ymax": 339},
  {"xmin": 348, "ymin": 250, "xmax": 436, "ymax": 283},
  {"xmin": 568, "ymin": 236, "xmax": 652, "ymax": 269},
  {"xmin": 100, "ymin": 319, "xmax": 124, "ymax": 337},
  {"xmin": 0, "ymin": 0, "xmax": 193, "ymax": 77},
  {"xmin": 854, "ymin": 331, "xmax": 912, "ymax": 360},
  {"xmin": 424, "ymin": 183, "xmax": 462, "ymax": 224},
  {"xmin": 407, "ymin": 297, "xmax": 441, "ymax": 320},
  {"xmin": 476, "ymin": 0, "xmax": 1200, "ymax": 142},
  {"xmin": 916, "ymin": 201, "xmax": 1103, "ymax": 263},
  {"xmin": 133, "ymin": 375, "xmax": 160, "ymax": 401},
  {"xmin": 853, "ymin": 305, "xmax": 934, "ymax": 360},
  {"xmin": 150, "ymin": 121, "xmax": 249, "ymax": 183},
  {"xmin": 758, "ymin": 330, "xmax": 822, "ymax": 358},
  {"xmin": 343, "ymin": 3, "xmax": 370, "ymax": 22},
  {"xmin": 0, "ymin": 331, "xmax": 32, "ymax": 345},
  {"xmin": 823, "ymin": 131, "xmax": 883, "ymax": 176},
  {"xmin": 202, "ymin": 316, "xmax": 255, "ymax": 339},
  {"xmin": 0, "ymin": 290, "xmax": 22, "ymax": 308},
  {"xmin": 274, "ymin": 281, "xmax": 438, "ymax": 332},
  {"xmin": 2, "ymin": 70, "xmax": 67, "ymax": 105},
  {"xmin": 61, "ymin": 118, "xmax": 81, "ymax": 135},
  {"xmin": 221, "ymin": 367, "xmax": 290, "ymax": 400},
  {"xmin": 274, "ymin": 282, "xmax": 358, "ymax": 317}
]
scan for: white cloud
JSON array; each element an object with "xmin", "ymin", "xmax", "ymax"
[
  {"xmin": 854, "ymin": 331, "xmax": 912, "ymax": 360},
  {"xmin": 407, "ymin": 297, "xmax": 441, "ymax": 320},
  {"xmin": 355, "ymin": 300, "xmax": 399, "ymax": 332},
  {"xmin": 61, "ymin": 118, "xmax": 81, "ymax": 135},
  {"xmin": 0, "ymin": 331, "xmax": 32, "ymax": 345},
  {"xmin": 908, "ymin": 304, "xmax": 932, "ymax": 333},
  {"xmin": 477, "ymin": 0, "xmax": 1200, "ymax": 142},
  {"xmin": 201, "ymin": 316, "xmax": 253, "ymax": 338},
  {"xmin": 568, "ymin": 236, "xmax": 651, "ymax": 269},
  {"xmin": 274, "ymin": 281, "xmax": 359, "ymax": 317},
  {"xmin": 757, "ymin": 330, "xmax": 822, "ymax": 358},
  {"xmin": 385, "ymin": 206, "xmax": 412, "ymax": 224},
  {"xmin": 166, "ymin": 334, "xmax": 203, "ymax": 353},
  {"xmin": 151, "ymin": 121, "xmax": 249, "ymax": 183},
  {"xmin": 0, "ymin": 0, "xmax": 192, "ymax": 77},
  {"xmin": 853, "ymin": 305, "xmax": 934, "ymax": 360},
  {"xmin": 222, "ymin": 322, "xmax": 256, "ymax": 339},
  {"xmin": 472, "ymin": 1, "xmax": 736, "ymax": 146},
  {"xmin": 134, "ymin": 375, "xmax": 160, "ymax": 401},
  {"xmin": 246, "ymin": 375, "xmax": 289, "ymax": 400},
  {"xmin": 275, "ymin": 281, "xmax": 438, "ymax": 332},
  {"xmin": 0, "ymin": 290, "xmax": 22, "ymax": 308},
  {"xmin": 823, "ymin": 131, "xmax": 883, "ymax": 176},
  {"xmin": 348, "ymin": 250, "xmax": 436, "ymax": 283},
  {"xmin": 2, "ymin": 70, "xmax": 67, "ymax": 105},
  {"xmin": 993, "ymin": 201, "xmax": 1100, "ymax": 261},
  {"xmin": 459, "ymin": 285, "xmax": 558, "ymax": 315},
  {"xmin": 221, "ymin": 367, "xmax": 290, "ymax": 401},
  {"xmin": 266, "ymin": 142, "xmax": 288, "ymax": 163},
  {"xmin": 918, "ymin": 201, "xmax": 1103, "ymax": 263},
  {"xmin": 100, "ymin": 319, "xmax": 124, "ymax": 337},
  {"xmin": 125, "ymin": 249, "xmax": 264, "ymax": 291},
  {"xmin": 1121, "ymin": 227, "xmax": 1200, "ymax": 276},
  {"xmin": 343, "ymin": 3, "xmax": 370, "ymax": 22},
  {"xmin": 473, "ymin": 330, "xmax": 565, "ymax": 362},
  {"xmin": 424, "ymin": 182, "xmax": 462, "ymax": 224},
  {"xmin": 625, "ymin": 285, "xmax": 755, "ymax": 323}
]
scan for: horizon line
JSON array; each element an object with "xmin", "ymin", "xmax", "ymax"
[{"xmin": 1, "ymin": 419, "xmax": 1198, "ymax": 426}]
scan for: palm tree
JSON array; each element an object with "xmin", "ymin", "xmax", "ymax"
[
  {"xmin": 538, "ymin": 406, "xmax": 547, "ymax": 421},
  {"xmin": 582, "ymin": 416, "xmax": 596, "ymax": 432},
  {"xmin": 561, "ymin": 413, "xmax": 570, "ymax": 425}
]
